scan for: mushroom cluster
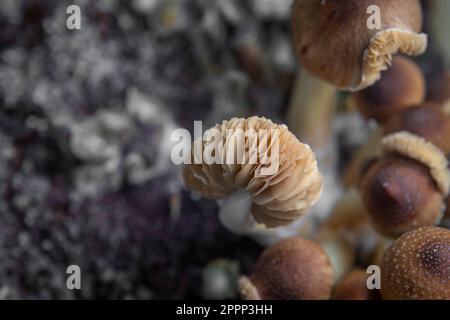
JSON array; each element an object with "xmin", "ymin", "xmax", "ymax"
[
  {"xmin": 355, "ymin": 57, "xmax": 450, "ymax": 237},
  {"xmin": 180, "ymin": 0, "xmax": 450, "ymax": 301}
]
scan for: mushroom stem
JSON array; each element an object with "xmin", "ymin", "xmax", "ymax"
[
  {"xmin": 218, "ymin": 191, "xmax": 317, "ymax": 246},
  {"xmin": 286, "ymin": 71, "xmax": 340, "ymax": 223},
  {"xmin": 218, "ymin": 191, "xmax": 255, "ymax": 235},
  {"xmin": 430, "ymin": 0, "xmax": 450, "ymax": 67},
  {"xmin": 287, "ymin": 70, "xmax": 336, "ymax": 149}
]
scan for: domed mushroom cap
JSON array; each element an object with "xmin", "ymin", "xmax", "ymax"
[
  {"xmin": 361, "ymin": 154, "xmax": 443, "ymax": 238},
  {"xmin": 292, "ymin": 0, "xmax": 427, "ymax": 91},
  {"xmin": 182, "ymin": 117, "xmax": 323, "ymax": 228},
  {"xmin": 384, "ymin": 104, "xmax": 450, "ymax": 154},
  {"xmin": 381, "ymin": 226, "xmax": 450, "ymax": 300},
  {"xmin": 352, "ymin": 57, "xmax": 425, "ymax": 123},
  {"xmin": 333, "ymin": 269, "xmax": 380, "ymax": 300},
  {"xmin": 239, "ymin": 237, "xmax": 334, "ymax": 300}
]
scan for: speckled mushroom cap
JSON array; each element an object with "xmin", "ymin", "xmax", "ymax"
[
  {"xmin": 292, "ymin": 0, "xmax": 427, "ymax": 91},
  {"xmin": 239, "ymin": 237, "xmax": 334, "ymax": 300},
  {"xmin": 381, "ymin": 226, "xmax": 450, "ymax": 300},
  {"xmin": 182, "ymin": 117, "xmax": 323, "ymax": 228}
]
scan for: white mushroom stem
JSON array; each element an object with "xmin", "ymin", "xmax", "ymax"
[
  {"xmin": 287, "ymin": 70, "xmax": 337, "ymax": 149},
  {"xmin": 218, "ymin": 191, "xmax": 255, "ymax": 235},
  {"xmin": 218, "ymin": 191, "xmax": 316, "ymax": 246},
  {"xmin": 430, "ymin": 0, "xmax": 450, "ymax": 67}
]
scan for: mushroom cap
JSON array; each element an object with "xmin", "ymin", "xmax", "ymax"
[
  {"xmin": 361, "ymin": 154, "xmax": 443, "ymax": 238},
  {"xmin": 239, "ymin": 237, "xmax": 334, "ymax": 300},
  {"xmin": 182, "ymin": 117, "xmax": 323, "ymax": 228},
  {"xmin": 352, "ymin": 56, "xmax": 425, "ymax": 123},
  {"xmin": 384, "ymin": 104, "xmax": 450, "ymax": 154},
  {"xmin": 427, "ymin": 72, "xmax": 450, "ymax": 108},
  {"xmin": 382, "ymin": 132, "xmax": 450, "ymax": 196},
  {"xmin": 292, "ymin": 0, "xmax": 427, "ymax": 91},
  {"xmin": 333, "ymin": 269, "xmax": 380, "ymax": 300},
  {"xmin": 381, "ymin": 226, "xmax": 450, "ymax": 300}
]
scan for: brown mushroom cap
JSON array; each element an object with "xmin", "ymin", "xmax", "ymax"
[
  {"xmin": 384, "ymin": 104, "xmax": 450, "ymax": 154},
  {"xmin": 361, "ymin": 154, "xmax": 443, "ymax": 238},
  {"xmin": 292, "ymin": 0, "xmax": 427, "ymax": 91},
  {"xmin": 239, "ymin": 237, "xmax": 334, "ymax": 300},
  {"xmin": 427, "ymin": 72, "xmax": 450, "ymax": 107},
  {"xmin": 381, "ymin": 226, "xmax": 450, "ymax": 300},
  {"xmin": 352, "ymin": 57, "xmax": 425, "ymax": 123},
  {"xmin": 333, "ymin": 269, "xmax": 380, "ymax": 300}
]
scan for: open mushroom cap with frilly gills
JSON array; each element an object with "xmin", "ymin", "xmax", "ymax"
[
  {"xmin": 350, "ymin": 56, "xmax": 426, "ymax": 123},
  {"xmin": 238, "ymin": 237, "xmax": 334, "ymax": 300},
  {"xmin": 361, "ymin": 132, "xmax": 450, "ymax": 238},
  {"xmin": 292, "ymin": 0, "xmax": 427, "ymax": 91},
  {"xmin": 182, "ymin": 116, "xmax": 323, "ymax": 228},
  {"xmin": 381, "ymin": 226, "xmax": 450, "ymax": 300}
]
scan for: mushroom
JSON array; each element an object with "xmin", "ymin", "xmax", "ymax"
[
  {"xmin": 350, "ymin": 56, "xmax": 426, "ymax": 124},
  {"xmin": 238, "ymin": 237, "xmax": 334, "ymax": 300},
  {"xmin": 381, "ymin": 226, "xmax": 450, "ymax": 300},
  {"xmin": 292, "ymin": 0, "xmax": 428, "ymax": 91},
  {"xmin": 182, "ymin": 116, "xmax": 323, "ymax": 231},
  {"xmin": 361, "ymin": 154, "xmax": 444, "ymax": 238},
  {"xmin": 333, "ymin": 269, "xmax": 380, "ymax": 300},
  {"xmin": 361, "ymin": 132, "xmax": 450, "ymax": 237},
  {"xmin": 384, "ymin": 103, "xmax": 450, "ymax": 154}
]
